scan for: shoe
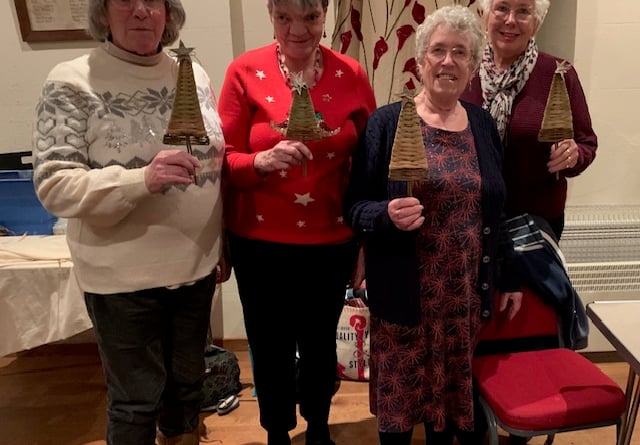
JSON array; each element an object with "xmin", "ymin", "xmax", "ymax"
[
  {"xmin": 305, "ymin": 438, "xmax": 335, "ymax": 445},
  {"xmin": 216, "ymin": 394, "xmax": 239, "ymax": 415},
  {"xmin": 305, "ymin": 423, "xmax": 335, "ymax": 445},
  {"xmin": 156, "ymin": 430, "xmax": 199, "ymax": 445},
  {"xmin": 267, "ymin": 430, "xmax": 291, "ymax": 445}
]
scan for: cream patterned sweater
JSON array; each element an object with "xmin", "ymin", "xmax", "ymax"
[{"xmin": 32, "ymin": 42, "xmax": 224, "ymax": 294}]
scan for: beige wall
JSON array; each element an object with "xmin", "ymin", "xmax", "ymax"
[
  {"xmin": 569, "ymin": 1, "xmax": 640, "ymax": 206},
  {"xmin": 1, "ymin": 1, "xmax": 639, "ymax": 339}
]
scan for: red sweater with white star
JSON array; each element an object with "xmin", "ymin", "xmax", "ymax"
[{"xmin": 218, "ymin": 42, "xmax": 376, "ymax": 245}]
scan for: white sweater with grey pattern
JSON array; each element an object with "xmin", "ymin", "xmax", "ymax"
[{"xmin": 32, "ymin": 42, "xmax": 224, "ymax": 294}]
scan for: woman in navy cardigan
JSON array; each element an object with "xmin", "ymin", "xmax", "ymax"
[{"xmin": 344, "ymin": 6, "xmax": 522, "ymax": 445}]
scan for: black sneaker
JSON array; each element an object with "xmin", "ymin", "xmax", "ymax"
[
  {"xmin": 305, "ymin": 438, "xmax": 335, "ymax": 445},
  {"xmin": 305, "ymin": 423, "xmax": 334, "ymax": 445},
  {"xmin": 267, "ymin": 431, "xmax": 291, "ymax": 445}
]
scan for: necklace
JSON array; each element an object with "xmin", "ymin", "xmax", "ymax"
[{"xmin": 276, "ymin": 44, "xmax": 323, "ymax": 89}]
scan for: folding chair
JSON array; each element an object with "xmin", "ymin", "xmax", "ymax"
[{"xmin": 473, "ymin": 288, "xmax": 626, "ymax": 445}]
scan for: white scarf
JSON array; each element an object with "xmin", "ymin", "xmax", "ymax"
[{"xmin": 479, "ymin": 39, "xmax": 539, "ymax": 141}]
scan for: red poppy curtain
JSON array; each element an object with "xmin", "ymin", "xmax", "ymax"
[{"xmin": 331, "ymin": 0, "xmax": 478, "ymax": 106}]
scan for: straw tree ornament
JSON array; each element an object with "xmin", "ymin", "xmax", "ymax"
[
  {"xmin": 538, "ymin": 60, "xmax": 574, "ymax": 179},
  {"xmin": 271, "ymin": 72, "xmax": 340, "ymax": 176},
  {"xmin": 388, "ymin": 86, "xmax": 428, "ymax": 196},
  {"xmin": 163, "ymin": 41, "xmax": 209, "ymax": 154}
]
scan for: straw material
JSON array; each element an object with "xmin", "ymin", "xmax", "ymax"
[
  {"xmin": 388, "ymin": 89, "xmax": 428, "ymax": 183},
  {"xmin": 271, "ymin": 72, "xmax": 340, "ymax": 141},
  {"xmin": 163, "ymin": 42, "xmax": 210, "ymax": 147},
  {"xmin": 538, "ymin": 60, "xmax": 574, "ymax": 143},
  {"xmin": 284, "ymin": 84, "xmax": 323, "ymax": 141}
]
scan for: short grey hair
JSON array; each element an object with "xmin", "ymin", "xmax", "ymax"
[
  {"xmin": 87, "ymin": 0, "xmax": 186, "ymax": 46},
  {"xmin": 415, "ymin": 5, "xmax": 485, "ymax": 72},
  {"xmin": 477, "ymin": 0, "xmax": 550, "ymax": 28},
  {"xmin": 267, "ymin": 0, "xmax": 329, "ymax": 12}
]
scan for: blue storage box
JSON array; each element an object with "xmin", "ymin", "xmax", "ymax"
[{"xmin": 0, "ymin": 170, "xmax": 56, "ymax": 235}]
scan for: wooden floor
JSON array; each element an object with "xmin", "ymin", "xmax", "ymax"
[{"xmin": 0, "ymin": 342, "xmax": 637, "ymax": 445}]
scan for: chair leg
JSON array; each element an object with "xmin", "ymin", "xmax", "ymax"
[
  {"xmin": 507, "ymin": 435, "xmax": 529, "ymax": 445},
  {"xmin": 543, "ymin": 433, "xmax": 555, "ymax": 445},
  {"xmin": 478, "ymin": 397, "xmax": 499, "ymax": 445}
]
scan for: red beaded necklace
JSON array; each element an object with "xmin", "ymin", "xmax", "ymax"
[{"xmin": 276, "ymin": 44, "xmax": 323, "ymax": 89}]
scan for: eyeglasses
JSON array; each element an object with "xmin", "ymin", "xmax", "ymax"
[
  {"xmin": 425, "ymin": 45, "xmax": 470, "ymax": 64},
  {"xmin": 110, "ymin": 0, "xmax": 165, "ymax": 11},
  {"xmin": 491, "ymin": 3, "xmax": 534, "ymax": 22}
]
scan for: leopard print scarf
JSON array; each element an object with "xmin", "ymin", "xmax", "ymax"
[{"xmin": 479, "ymin": 39, "xmax": 539, "ymax": 141}]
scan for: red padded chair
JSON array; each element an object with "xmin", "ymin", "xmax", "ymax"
[{"xmin": 473, "ymin": 288, "xmax": 626, "ymax": 445}]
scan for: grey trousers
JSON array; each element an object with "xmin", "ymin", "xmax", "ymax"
[{"xmin": 85, "ymin": 273, "xmax": 215, "ymax": 445}]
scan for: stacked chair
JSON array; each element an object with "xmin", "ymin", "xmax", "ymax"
[{"xmin": 473, "ymin": 288, "xmax": 626, "ymax": 445}]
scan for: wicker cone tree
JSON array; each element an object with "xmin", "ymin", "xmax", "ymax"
[
  {"xmin": 388, "ymin": 87, "xmax": 428, "ymax": 196},
  {"xmin": 538, "ymin": 60, "xmax": 574, "ymax": 179},
  {"xmin": 271, "ymin": 72, "xmax": 339, "ymax": 176},
  {"xmin": 163, "ymin": 41, "xmax": 209, "ymax": 154}
]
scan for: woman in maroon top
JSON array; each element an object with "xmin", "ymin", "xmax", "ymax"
[
  {"xmin": 461, "ymin": 0, "xmax": 597, "ymax": 240},
  {"xmin": 461, "ymin": 2, "xmax": 597, "ymax": 444}
]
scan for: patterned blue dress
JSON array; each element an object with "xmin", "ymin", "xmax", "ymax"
[{"xmin": 370, "ymin": 122, "xmax": 483, "ymax": 433}]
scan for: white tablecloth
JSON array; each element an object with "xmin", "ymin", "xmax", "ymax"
[{"xmin": 0, "ymin": 235, "xmax": 92, "ymax": 356}]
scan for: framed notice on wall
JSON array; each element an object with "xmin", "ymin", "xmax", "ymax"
[{"xmin": 14, "ymin": 0, "xmax": 92, "ymax": 42}]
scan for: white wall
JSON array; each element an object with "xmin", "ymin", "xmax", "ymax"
[
  {"xmin": 1, "ymin": 0, "xmax": 234, "ymax": 153},
  {"xmin": 569, "ymin": 1, "xmax": 640, "ymax": 206},
  {"xmin": 1, "ymin": 1, "xmax": 639, "ymax": 340}
]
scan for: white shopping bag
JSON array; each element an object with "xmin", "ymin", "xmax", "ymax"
[{"xmin": 336, "ymin": 290, "xmax": 370, "ymax": 381}]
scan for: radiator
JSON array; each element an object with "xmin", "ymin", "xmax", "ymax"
[{"xmin": 560, "ymin": 205, "xmax": 640, "ymax": 352}]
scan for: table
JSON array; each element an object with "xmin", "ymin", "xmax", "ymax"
[
  {"xmin": 587, "ymin": 300, "xmax": 640, "ymax": 445},
  {"xmin": 0, "ymin": 235, "xmax": 91, "ymax": 357}
]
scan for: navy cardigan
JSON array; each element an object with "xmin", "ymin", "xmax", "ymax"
[{"xmin": 344, "ymin": 100, "xmax": 506, "ymax": 326}]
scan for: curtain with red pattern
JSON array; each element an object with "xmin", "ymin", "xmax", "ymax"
[{"xmin": 331, "ymin": 0, "xmax": 478, "ymax": 106}]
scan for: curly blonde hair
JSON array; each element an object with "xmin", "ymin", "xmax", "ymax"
[
  {"xmin": 415, "ymin": 5, "xmax": 486, "ymax": 72},
  {"xmin": 476, "ymin": 0, "xmax": 550, "ymax": 27}
]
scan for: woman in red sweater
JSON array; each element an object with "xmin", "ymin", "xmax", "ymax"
[{"xmin": 217, "ymin": 1, "xmax": 376, "ymax": 444}]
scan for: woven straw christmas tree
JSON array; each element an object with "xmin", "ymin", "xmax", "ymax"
[
  {"xmin": 388, "ymin": 87, "xmax": 428, "ymax": 196},
  {"xmin": 271, "ymin": 72, "xmax": 339, "ymax": 176},
  {"xmin": 163, "ymin": 41, "xmax": 209, "ymax": 154},
  {"xmin": 538, "ymin": 60, "xmax": 574, "ymax": 143},
  {"xmin": 538, "ymin": 60, "xmax": 574, "ymax": 179}
]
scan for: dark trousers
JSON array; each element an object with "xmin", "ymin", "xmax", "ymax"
[
  {"xmin": 85, "ymin": 273, "xmax": 215, "ymax": 445},
  {"xmin": 546, "ymin": 213, "xmax": 565, "ymax": 240},
  {"xmin": 228, "ymin": 233, "xmax": 356, "ymax": 433}
]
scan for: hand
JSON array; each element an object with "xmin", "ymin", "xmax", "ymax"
[
  {"xmin": 215, "ymin": 255, "xmax": 232, "ymax": 283},
  {"xmin": 144, "ymin": 149, "xmax": 200, "ymax": 194},
  {"xmin": 254, "ymin": 140, "xmax": 313, "ymax": 175},
  {"xmin": 388, "ymin": 197, "xmax": 424, "ymax": 231},
  {"xmin": 548, "ymin": 139, "xmax": 579, "ymax": 174},
  {"xmin": 499, "ymin": 291, "xmax": 523, "ymax": 321}
]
